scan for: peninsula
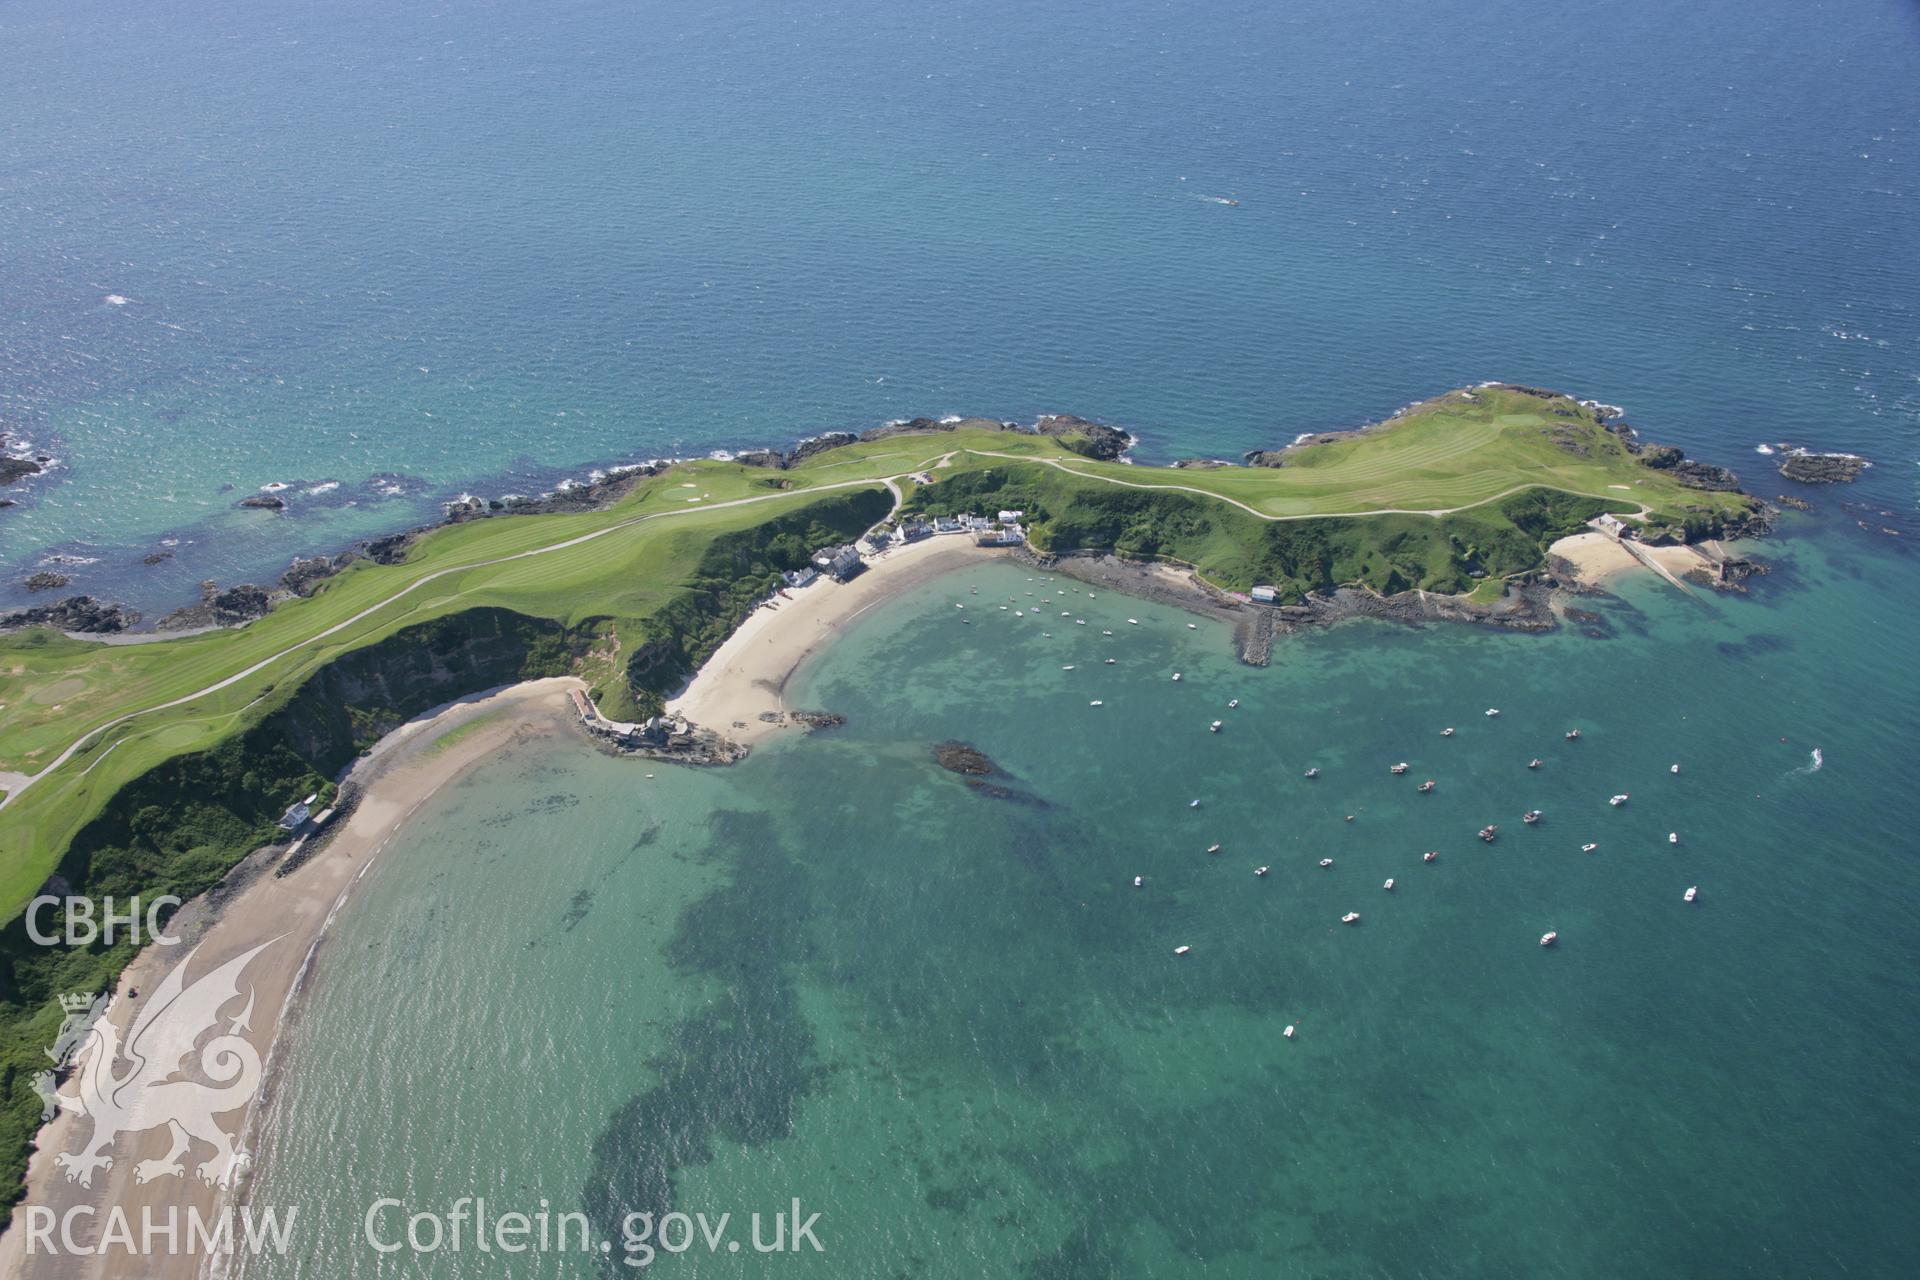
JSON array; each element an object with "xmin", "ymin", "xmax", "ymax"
[{"xmin": 0, "ymin": 384, "xmax": 1764, "ymax": 1217}]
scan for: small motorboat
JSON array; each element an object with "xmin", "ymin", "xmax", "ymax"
[
  {"xmin": 1209, "ymin": 720, "xmax": 1224, "ymax": 733},
  {"xmin": 1684, "ymin": 885, "xmax": 1698, "ymax": 903},
  {"xmin": 1670, "ymin": 763, "xmax": 1681, "ymax": 774},
  {"xmin": 1523, "ymin": 810, "xmax": 1542, "ymax": 825},
  {"xmin": 1390, "ymin": 762, "xmax": 1411, "ymax": 775},
  {"xmin": 1318, "ymin": 858, "xmax": 1334, "ymax": 868},
  {"xmin": 1304, "ymin": 766, "xmax": 1321, "ymax": 778},
  {"xmin": 1539, "ymin": 931, "xmax": 1558, "ymax": 947},
  {"xmin": 1383, "ymin": 878, "xmax": 1396, "ymax": 890},
  {"xmin": 1127, "ymin": 618, "xmax": 1139, "ymax": 625},
  {"xmin": 1133, "ymin": 875, "xmax": 1143, "ymax": 888},
  {"xmin": 1528, "ymin": 758, "xmax": 1543, "ymax": 769},
  {"xmin": 1187, "ymin": 623, "xmax": 1197, "ymax": 630},
  {"xmin": 1174, "ymin": 944, "xmax": 1192, "ymax": 956},
  {"xmin": 1418, "ymin": 780, "xmax": 1435, "ymax": 793},
  {"xmin": 1104, "ymin": 658, "xmax": 1116, "ymax": 664},
  {"xmin": 1227, "ymin": 698, "xmax": 1239, "ymax": 709},
  {"xmin": 1441, "ymin": 727, "xmax": 1456, "ymax": 737},
  {"xmin": 1344, "ymin": 815, "xmax": 1355, "ymax": 823},
  {"xmin": 1486, "ymin": 708, "xmax": 1501, "ymax": 717},
  {"xmin": 1341, "ymin": 912, "xmax": 1361, "ymax": 925},
  {"xmin": 1581, "ymin": 843, "xmax": 1598, "ymax": 853},
  {"xmin": 1172, "ymin": 672, "xmax": 1183, "ymax": 682},
  {"xmin": 1207, "ymin": 843, "xmax": 1222, "ymax": 854},
  {"xmin": 1565, "ymin": 729, "xmax": 1582, "ymax": 741},
  {"xmin": 1090, "ymin": 700, "xmax": 1105, "ymax": 707},
  {"xmin": 1102, "ymin": 629, "xmax": 1113, "ymax": 636},
  {"xmin": 1668, "ymin": 832, "xmax": 1679, "ymax": 844},
  {"xmin": 1479, "ymin": 825, "xmax": 1498, "ymax": 843},
  {"xmin": 1189, "ymin": 799, "xmax": 1201, "ymax": 808},
  {"xmin": 1062, "ymin": 664, "xmax": 1075, "ymax": 670},
  {"xmin": 1254, "ymin": 866, "xmax": 1269, "ymax": 877},
  {"xmin": 1609, "ymin": 793, "xmax": 1629, "ymax": 807},
  {"xmin": 1283, "ymin": 1024, "xmax": 1296, "ymax": 1039},
  {"xmin": 1423, "ymin": 851, "xmax": 1438, "ymax": 863}
]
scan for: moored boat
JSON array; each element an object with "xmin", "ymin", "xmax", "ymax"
[
  {"xmin": 1383, "ymin": 878, "xmax": 1396, "ymax": 889},
  {"xmin": 1523, "ymin": 810, "xmax": 1542, "ymax": 824},
  {"xmin": 1318, "ymin": 858, "xmax": 1334, "ymax": 868},
  {"xmin": 1684, "ymin": 885, "xmax": 1698, "ymax": 903},
  {"xmin": 1581, "ymin": 842, "xmax": 1598, "ymax": 853},
  {"xmin": 1539, "ymin": 931, "xmax": 1558, "ymax": 947},
  {"xmin": 1210, "ymin": 720, "xmax": 1223, "ymax": 733},
  {"xmin": 1479, "ymin": 825, "xmax": 1498, "ymax": 842},
  {"xmin": 1441, "ymin": 727, "xmax": 1456, "ymax": 737},
  {"xmin": 1174, "ymin": 944, "xmax": 1192, "ymax": 956},
  {"xmin": 1528, "ymin": 758, "xmax": 1543, "ymax": 769},
  {"xmin": 1304, "ymin": 766, "xmax": 1320, "ymax": 778},
  {"xmin": 1423, "ymin": 851, "xmax": 1438, "ymax": 863},
  {"xmin": 1418, "ymin": 779, "xmax": 1435, "ymax": 793},
  {"xmin": 1254, "ymin": 865, "xmax": 1269, "ymax": 877},
  {"xmin": 1341, "ymin": 912, "xmax": 1361, "ymax": 925},
  {"xmin": 1390, "ymin": 762, "xmax": 1410, "ymax": 775},
  {"xmin": 1609, "ymin": 793, "xmax": 1629, "ymax": 807}
]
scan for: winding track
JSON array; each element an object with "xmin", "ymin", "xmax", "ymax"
[{"xmin": 2, "ymin": 453, "xmax": 1641, "ymax": 812}]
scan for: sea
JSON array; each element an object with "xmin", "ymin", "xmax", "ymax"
[{"xmin": 3, "ymin": 0, "xmax": 1917, "ymax": 1274}]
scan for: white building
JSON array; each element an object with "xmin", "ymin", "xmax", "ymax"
[{"xmin": 1251, "ymin": 585, "xmax": 1280, "ymax": 603}]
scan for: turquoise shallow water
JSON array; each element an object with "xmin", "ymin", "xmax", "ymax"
[{"xmin": 234, "ymin": 526, "xmax": 1919, "ymax": 1277}]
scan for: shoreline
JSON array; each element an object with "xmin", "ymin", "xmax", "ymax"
[
  {"xmin": 1546, "ymin": 529, "xmax": 1726, "ymax": 589},
  {"xmin": 0, "ymin": 679, "xmax": 584, "ymax": 1280},
  {"xmin": 667, "ymin": 534, "xmax": 1001, "ymax": 748}
]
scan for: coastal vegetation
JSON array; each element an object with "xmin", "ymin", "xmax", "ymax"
[{"xmin": 0, "ymin": 384, "xmax": 1761, "ymax": 1215}]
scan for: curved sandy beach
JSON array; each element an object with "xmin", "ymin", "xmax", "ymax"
[{"xmin": 667, "ymin": 534, "xmax": 999, "ymax": 746}]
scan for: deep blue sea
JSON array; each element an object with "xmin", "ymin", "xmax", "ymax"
[
  {"xmin": 1, "ymin": 0, "xmax": 1916, "ymax": 612},
  {"xmin": 4, "ymin": 0, "xmax": 1919, "ymax": 1275}
]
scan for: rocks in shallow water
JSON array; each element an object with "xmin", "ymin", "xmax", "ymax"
[
  {"xmin": 0, "ymin": 595, "xmax": 140, "ymax": 633},
  {"xmin": 1775, "ymin": 494, "xmax": 1813, "ymax": 511},
  {"xmin": 1778, "ymin": 451, "xmax": 1868, "ymax": 484},
  {"xmin": 0, "ymin": 455, "xmax": 44, "ymax": 486},
  {"xmin": 24, "ymin": 571, "xmax": 71, "ymax": 592},
  {"xmin": 237, "ymin": 493, "xmax": 285, "ymax": 510},
  {"xmin": 788, "ymin": 710, "xmax": 845, "ymax": 731},
  {"xmin": 1035, "ymin": 413, "xmax": 1132, "ymax": 460},
  {"xmin": 934, "ymin": 742, "xmax": 998, "ymax": 776},
  {"xmin": 141, "ymin": 550, "xmax": 175, "ymax": 565},
  {"xmin": 360, "ymin": 530, "xmax": 417, "ymax": 565}
]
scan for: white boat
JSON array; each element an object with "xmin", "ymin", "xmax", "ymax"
[
  {"xmin": 1104, "ymin": 658, "xmax": 1116, "ymax": 664},
  {"xmin": 1174, "ymin": 944, "xmax": 1192, "ymax": 956},
  {"xmin": 1172, "ymin": 672, "xmax": 1182, "ymax": 681},
  {"xmin": 1423, "ymin": 851, "xmax": 1438, "ymax": 863},
  {"xmin": 1128, "ymin": 618, "xmax": 1139, "ymax": 625},
  {"xmin": 1303, "ymin": 767, "xmax": 1320, "ymax": 778},
  {"xmin": 1528, "ymin": 758, "xmax": 1543, "ymax": 769},
  {"xmin": 1539, "ymin": 931, "xmax": 1558, "ymax": 947},
  {"xmin": 1187, "ymin": 623, "xmax": 1197, "ymax": 630},
  {"xmin": 1207, "ymin": 843, "xmax": 1221, "ymax": 854},
  {"xmin": 1189, "ymin": 799, "xmax": 1200, "ymax": 808},
  {"xmin": 1318, "ymin": 858, "xmax": 1334, "ymax": 868},
  {"xmin": 1668, "ymin": 832, "xmax": 1679, "ymax": 844},
  {"xmin": 1390, "ymin": 762, "xmax": 1410, "ymax": 775},
  {"xmin": 1565, "ymin": 729, "xmax": 1581, "ymax": 741},
  {"xmin": 1609, "ymin": 793, "xmax": 1629, "ymax": 806},
  {"xmin": 1102, "ymin": 629, "xmax": 1113, "ymax": 636},
  {"xmin": 1383, "ymin": 878, "xmax": 1395, "ymax": 890},
  {"xmin": 1581, "ymin": 843, "xmax": 1598, "ymax": 853},
  {"xmin": 1227, "ymin": 698, "xmax": 1239, "ymax": 709},
  {"xmin": 1341, "ymin": 912, "xmax": 1360, "ymax": 925},
  {"xmin": 1418, "ymin": 780, "xmax": 1435, "ymax": 793},
  {"xmin": 1441, "ymin": 727, "xmax": 1456, "ymax": 737},
  {"xmin": 1062, "ymin": 665, "xmax": 1075, "ymax": 670},
  {"xmin": 1283, "ymin": 1024, "xmax": 1296, "ymax": 1038},
  {"xmin": 1090, "ymin": 699, "xmax": 1104, "ymax": 707},
  {"xmin": 1684, "ymin": 885, "xmax": 1698, "ymax": 903},
  {"xmin": 1209, "ymin": 720, "xmax": 1223, "ymax": 733},
  {"xmin": 1486, "ymin": 708, "xmax": 1501, "ymax": 717},
  {"xmin": 1670, "ymin": 763, "xmax": 1681, "ymax": 774},
  {"xmin": 1254, "ymin": 865, "xmax": 1269, "ymax": 877},
  {"xmin": 1133, "ymin": 875, "xmax": 1143, "ymax": 888}
]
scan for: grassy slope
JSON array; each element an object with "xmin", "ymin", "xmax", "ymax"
[{"xmin": 0, "ymin": 386, "xmax": 1753, "ymax": 916}]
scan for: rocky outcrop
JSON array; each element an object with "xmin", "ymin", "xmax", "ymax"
[
  {"xmin": 360, "ymin": 531, "xmax": 418, "ymax": 565},
  {"xmin": 1775, "ymin": 494, "xmax": 1813, "ymax": 512},
  {"xmin": 1635, "ymin": 443, "xmax": 1740, "ymax": 491},
  {"xmin": 237, "ymin": 493, "xmax": 286, "ymax": 511},
  {"xmin": 786, "ymin": 432, "xmax": 859, "ymax": 465},
  {"xmin": 23, "ymin": 571, "xmax": 71, "ymax": 592},
  {"xmin": 142, "ymin": 550, "xmax": 174, "ymax": 565},
  {"xmin": 157, "ymin": 581, "xmax": 282, "ymax": 631},
  {"xmin": 1779, "ymin": 452, "xmax": 1868, "ymax": 484},
  {"xmin": 934, "ymin": 742, "xmax": 999, "ymax": 776},
  {"xmin": 0, "ymin": 595, "xmax": 140, "ymax": 633},
  {"xmin": 0, "ymin": 455, "xmax": 43, "ymax": 486},
  {"xmin": 279, "ymin": 553, "xmax": 354, "ymax": 596},
  {"xmin": 1036, "ymin": 414, "xmax": 1131, "ymax": 460}
]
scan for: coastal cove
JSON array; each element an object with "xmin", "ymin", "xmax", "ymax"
[{"xmin": 200, "ymin": 525, "xmax": 1920, "ymax": 1278}]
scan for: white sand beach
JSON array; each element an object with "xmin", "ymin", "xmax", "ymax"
[
  {"xmin": 1548, "ymin": 530, "xmax": 1721, "ymax": 588},
  {"xmin": 668, "ymin": 535, "xmax": 999, "ymax": 745},
  {"xmin": 0, "ymin": 680, "xmax": 583, "ymax": 1280}
]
